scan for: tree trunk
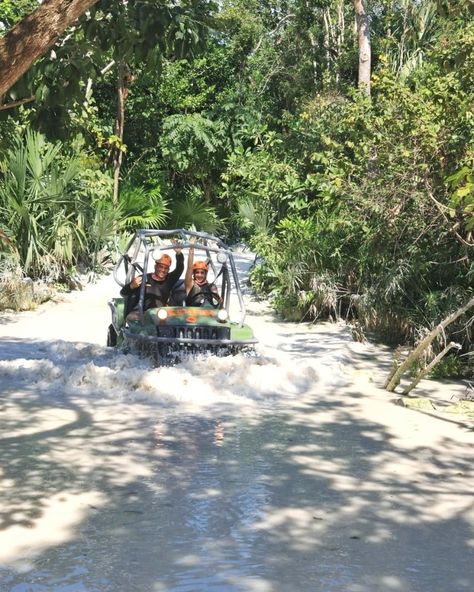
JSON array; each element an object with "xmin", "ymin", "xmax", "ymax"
[
  {"xmin": 0, "ymin": 0, "xmax": 99, "ymax": 98},
  {"xmin": 354, "ymin": 0, "xmax": 371, "ymax": 95},
  {"xmin": 385, "ymin": 296, "xmax": 474, "ymax": 392},
  {"xmin": 322, "ymin": 9, "xmax": 332, "ymax": 83},
  {"xmin": 337, "ymin": 0, "xmax": 345, "ymax": 83},
  {"xmin": 307, "ymin": 26, "xmax": 318, "ymax": 87},
  {"xmin": 111, "ymin": 61, "xmax": 134, "ymax": 214}
]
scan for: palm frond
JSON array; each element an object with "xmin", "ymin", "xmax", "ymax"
[
  {"xmin": 237, "ymin": 198, "xmax": 271, "ymax": 233},
  {"xmin": 118, "ymin": 183, "xmax": 170, "ymax": 230},
  {"xmin": 0, "ymin": 129, "xmax": 82, "ymax": 277},
  {"xmin": 169, "ymin": 189, "xmax": 223, "ymax": 233}
]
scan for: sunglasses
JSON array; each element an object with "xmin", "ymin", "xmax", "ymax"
[{"xmin": 155, "ymin": 264, "xmax": 169, "ymax": 271}]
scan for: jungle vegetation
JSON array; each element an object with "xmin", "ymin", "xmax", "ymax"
[{"xmin": 0, "ymin": 0, "xmax": 473, "ymax": 377}]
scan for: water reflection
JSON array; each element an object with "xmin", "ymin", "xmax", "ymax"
[
  {"xmin": 213, "ymin": 421, "xmax": 224, "ymax": 446},
  {"xmin": 2, "ymin": 342, "xmax": 473, "ymax": 591},
  {"xmin": 0, "ymin": 414, "xmax": 292, "ymax": 591}
]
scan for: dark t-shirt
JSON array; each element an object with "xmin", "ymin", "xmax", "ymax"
[{"xmin": 121, "ymin": 253, "xmax": 184, "ymax": 314}]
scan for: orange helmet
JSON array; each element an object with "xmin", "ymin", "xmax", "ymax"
[
  {"xmin": 193, "ymin": 260, "xmax": 208, "ymax": 272},
  {"xmin": 155, "ymin": 254, "xmax": 172, "ymax": 268}
]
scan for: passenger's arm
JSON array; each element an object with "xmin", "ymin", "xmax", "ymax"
[{"xmin": 185, "ymin": 246, "xmax": 194, "ymax": 295}]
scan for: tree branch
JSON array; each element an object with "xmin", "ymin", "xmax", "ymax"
[
  {"xmin": 252, "ymin": 14, "xmax": 295, "ymax": 54},
  {"xmin": 426, "ymin": 184, "xmax": 474, "ymax": 248},
  {"xmin": 0, "ymin": 0, "xmax": 99, "ymax": 96},
  {"xmin": 0, "ymin": 96, "xmax": 35, "ymax": 110}
]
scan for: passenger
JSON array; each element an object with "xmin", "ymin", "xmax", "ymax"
[
  {"xmin": 185, "ymin": 245, "xmax": 223, "ymax": 308},
  {"xmin": 121, "ymin": 243, "xmax": 184, "ymax": 321}
]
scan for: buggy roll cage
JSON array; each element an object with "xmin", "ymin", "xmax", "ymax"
[{"xmin": 113, "ymin": 229, "xmax": 248, "ymax": 326}]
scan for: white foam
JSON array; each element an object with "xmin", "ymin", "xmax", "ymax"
[{"xmin": 0, "ymin": 260, "xmax": 352, "ymax": 410}]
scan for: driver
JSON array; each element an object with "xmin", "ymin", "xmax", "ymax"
[
  {"xmin": 121, "ymin": 244, "xmax": 183, "ymax": 321},
  {"xmin": 185, "ymin": 246, "xmax": 222, "ymax": 307}
]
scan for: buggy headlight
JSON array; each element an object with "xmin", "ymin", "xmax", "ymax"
[
  {"xmin": 217, "ymin": 309, "xmax": 228, "ymax": 322},
  {"xmin": 157, "ymin": 308, "xmax": 168, "ymax": 320},
  {"xmin": 216, "ymin": 251, "xmax": 227, "ymax": 264}
]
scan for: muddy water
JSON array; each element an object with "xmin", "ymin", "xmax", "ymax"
[{"xmin": 1, "ymin": 253, "xmax": 473, "ymax": 592}]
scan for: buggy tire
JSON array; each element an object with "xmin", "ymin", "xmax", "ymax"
[{"xmin": 107, "ymin": 324, "xmax": 118, "ymax": 347}]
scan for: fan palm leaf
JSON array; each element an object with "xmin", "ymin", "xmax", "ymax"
[
  {"xmin": 169, "ymin": 190, "xmax": 222, "ymax": 233},
  {"xmin": 0, "ymin": 129, "xmax": 83, "ymax": 277},
  {"xmin": 118, "ymin": 184, "xmax": 170, "ymax": 230}
]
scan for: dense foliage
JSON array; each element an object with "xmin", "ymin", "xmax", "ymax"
[{"xmin": 0, "ymin": 0, "xmax": 472, "ymax": 374}]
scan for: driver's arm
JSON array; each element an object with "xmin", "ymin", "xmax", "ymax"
[
  {"xmin": 120, "ymin": 275, "xmax": 142, "ymax": 295},
  {"xmin": 167, "ymin": 252, "xmax": 184, "ymax": 286},
  {"xmin": 210, "ymin": 283, "xmax": 223, "ymax": 306}
]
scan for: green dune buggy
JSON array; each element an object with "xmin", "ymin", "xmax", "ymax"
[{"xmin": 107, "ymin": 229, "xmax": 257, "ymax": 361}]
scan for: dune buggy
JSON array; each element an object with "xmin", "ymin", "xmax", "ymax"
[{"xmin": 107, "ymin": 229, "xmax": 257, "ymax": 361}]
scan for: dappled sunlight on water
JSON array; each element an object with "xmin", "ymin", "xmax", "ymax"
[{"xmin": 1, "ymin": 262, "xmax": 473, "ymax": 591}]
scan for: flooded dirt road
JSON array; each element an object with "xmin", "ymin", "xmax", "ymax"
[{"xmin": 1, "ymin": 252, "xmax": 473, "ymax": 592}]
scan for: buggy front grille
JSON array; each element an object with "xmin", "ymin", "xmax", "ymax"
[{"xmin": 157, "ymin": 325, "xmax": 230, "ymax": 341}]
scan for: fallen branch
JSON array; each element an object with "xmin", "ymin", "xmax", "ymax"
[
  {"xmin": 402, "ymin": 341, "xmax": 461, "ymax": 396},
  {"xmin": 385, "ymin": 295, "xmax": 474, "ymax": 392}
]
